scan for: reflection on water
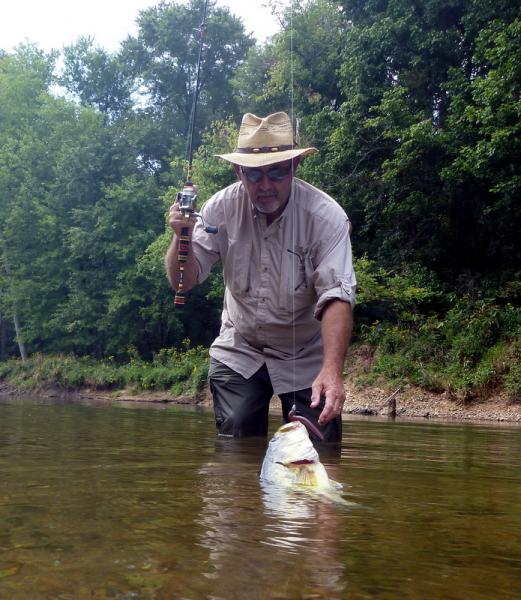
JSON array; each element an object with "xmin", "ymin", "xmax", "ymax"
[
  {"xmin": 1, "ymin": 398, "xmax": 521, "ymax": 598},
  {"xmin": 195, "ymin": 438, "xmax": 350, "ymax": 598}
]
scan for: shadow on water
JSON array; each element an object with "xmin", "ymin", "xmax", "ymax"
[{"xmin": 1, "ymin": 397, "xmax": 521, "ymax": 598}]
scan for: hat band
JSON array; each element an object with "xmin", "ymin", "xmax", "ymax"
[{"xmin": 236, "ymin": 144, "xmax": 294, "ymax": 154}]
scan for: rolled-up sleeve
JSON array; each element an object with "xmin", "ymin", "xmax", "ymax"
[{"xmin": 313, "ymin": 217, "xmax": 356, "ymax": 319}]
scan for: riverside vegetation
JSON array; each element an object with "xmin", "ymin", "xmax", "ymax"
[
  {"xmin": 0, "ymin": 344, "xmax": 210, "ymax": 400},
  {"xmin": 0, "ymin": 1, "xmax": 519, "ymax": 412},
  {"xmin": 1, "ymin": 274, "xmax": 519, "ymax": 412}
]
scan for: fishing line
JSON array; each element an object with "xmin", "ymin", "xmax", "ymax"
[
  {"xmin": 185, "ymin": 0, "xmax": 209, "ymax": 182},
  {"xmin": 286, "ymin": 3, "xmax": 324, "ymax": 440},
  {"xmin": 289, "ymin": 0, "xmax": 297, "ymax": 409}
]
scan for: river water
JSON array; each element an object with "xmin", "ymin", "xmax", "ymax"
[{"xmin": 1, "ymin": 398, "xmax": 521, "ymax": 599}]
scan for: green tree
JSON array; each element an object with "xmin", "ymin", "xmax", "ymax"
[
  {"xmin": 60, "ymin": 37, "xmax": 133, "ymax": 117},
  {"xmin": 0, "ymin": 46, "xmax": 59, "ymax": 358},
  {"xmin": 0, "ymin": 46, "xmax": 166, "ymax": 358},
  {"xmin": 119, "ymin": 0, "xmax": 254, "ymax": 169},
  {"xmin": 50, "ymin": 175, "xmax": 163, "ymax": 356},
  {"xmin": 442, "ymin": 18, "xmax": 521, "ymax": 284},
  {"xmin": 302, "ymin": 0, "xmax": 520, "ymax": 289},
  {"xmin": 233, "ymin": 0, "xmax": 346, "ymax": 116}
]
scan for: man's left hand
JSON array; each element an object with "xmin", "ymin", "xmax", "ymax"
[{"xmin": 310, "ymin": 367, "xmax": 346, "ymax": 425}]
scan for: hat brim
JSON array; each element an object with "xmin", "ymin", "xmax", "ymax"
[{"xmin": 215, "ymin": 147, "xmax": 318, "ymax": 168}]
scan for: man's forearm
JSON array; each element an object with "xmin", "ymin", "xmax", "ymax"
[
  {"xmin": 310, "ymin": 300, "xmax": 353, "ymax": 424},
  {"xmin": 321, "ymin": 300, "xmax": 353, "ymax": 374},
  {"xmin": 165, "ymin": 234, "xmax": 199, "ymax": 292}
]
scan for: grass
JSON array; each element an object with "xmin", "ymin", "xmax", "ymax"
[
  {"xmin": 0, "ymin": 345, "xmax": 210, "ymax": 399},
  {"xmin": 355, "ymin": 303, "xmax": 521, "ymax": 402}
]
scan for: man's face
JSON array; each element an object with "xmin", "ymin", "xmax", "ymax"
[{"xmin": 235, "ymin": 158, "xmax": 299, "ymax": 219}]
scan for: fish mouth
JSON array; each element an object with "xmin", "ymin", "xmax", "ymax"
[
  {"xmin": 276, "ymin": 459, "xmax": 316, "ymax": 467},
  {"xmin": 288, "ymin": 413, "xmax": 325, "ymax": 441}
]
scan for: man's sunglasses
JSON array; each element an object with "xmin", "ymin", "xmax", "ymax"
[{"xmin": 241, "ymin": 166, "xmax": 292, "ymax": 183}]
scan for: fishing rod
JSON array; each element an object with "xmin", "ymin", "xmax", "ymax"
[{"xmin": 174, "ymin": 0, "xmax": 217, "ymax": 308}]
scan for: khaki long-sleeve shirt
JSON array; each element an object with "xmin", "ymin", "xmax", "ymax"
[{"xmin": 192, "ymin": 178, "xmax": 356, "ymax": 394}]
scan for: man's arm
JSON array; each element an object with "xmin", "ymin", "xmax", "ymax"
[
  {"xmin": 310, "ymin": 300, "xmax": 353, "ymax": 425},
  {"xmin": 164, "ymin": 202, "xmax": 199, "ymax": 292}
]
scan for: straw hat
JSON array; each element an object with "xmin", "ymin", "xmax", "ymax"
[{"xmin": 216, "ymin": 112, "xmax": 318, "ymax": 167}]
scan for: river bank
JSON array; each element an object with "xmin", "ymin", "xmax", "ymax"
[
  {"xmin": 341, "ymin": 380, "xmax": 521, "ymax": 423},
  {"xmin": 1, "ymin": 346, "xmax": 519, "ymax": 424},
  {"xmin": 2, "ymin": 379, "xmax": 520, "ymax": 424}
]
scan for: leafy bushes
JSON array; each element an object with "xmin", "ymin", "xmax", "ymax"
[
  {"xmin": 355, "ymin": 257, "xmax": 521, "ymax": 401},
  {"xmin": 0, "ymin": 343, "xmax": 209, "ymax": 397}
]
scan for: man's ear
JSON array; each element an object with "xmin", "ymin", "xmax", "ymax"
[
  {"xmin": 292, "ymin": 157, "xmax": 301, "ymax": 170},
  {"xmin": 233, "ymin": 164, "xmax": 242, "ymax": 179}
]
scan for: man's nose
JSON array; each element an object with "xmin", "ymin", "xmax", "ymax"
[{"xmin": 258, "ymin": 172, "xmax": 274, "ymax": 187}]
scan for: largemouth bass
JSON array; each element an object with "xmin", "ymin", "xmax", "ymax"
[{"xmin": 260, "ymin": 421, "xmax": 343, "ymax": 493}]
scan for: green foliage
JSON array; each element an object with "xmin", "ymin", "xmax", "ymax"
[
  {"xmin": 441, "ymin": 18, "xmax": 521, "ymax": 278},
  {"xmin": 298, "ymin": 2, "xmax": 521, "ymax": 287},
  {"xmin": 504, "ymin": 337, "xmax": 521, "ymax": 400},
  {"xmin": 0, "ymin": 344, "xmax": 210, "ymax": 397},
  {"xmin": 60, "ymin": 37, "xmax": 133, "ymax": 117},
  {"xmin": 233, "ymin": 0, "xmax": 345, "ymax": 116},
  {"xmin": 354, "ymin": 256, "xmax": 441, "ymax": 320},
  {"xmin": 0, "ymin": 47, "xmax": 166, "ymax": 357},
  {"xmin": 359, "ymin": 296, "xmax": 521, "ymax": 400},
  {"xmin": 117, "ymin": 0, "xmax": 253, "ymax": 167}
]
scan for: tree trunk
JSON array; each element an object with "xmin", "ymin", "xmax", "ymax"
[
  {"xmin": 0, "ymin": 315, "xmax": 6, "ymax": 361},
  {"xmin": 1, "ymin": 241, "xmax": 27, "ymax": 362},
  {"xmin": 12, "ymin": 310, "xmax": 27, "ymax": 362}
]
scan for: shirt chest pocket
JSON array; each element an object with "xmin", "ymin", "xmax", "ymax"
[
  {"xmin": 223, "ymin": 240, "xmax": 252, "ymax": 297},
  {"xmin": 279, "ymin": 248, "xmax": 316, "ymax": 312}
]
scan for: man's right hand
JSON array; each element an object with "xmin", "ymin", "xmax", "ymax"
[{"xmin": 168, "ymin": 201, "xmax": 197, "ymax": 236}]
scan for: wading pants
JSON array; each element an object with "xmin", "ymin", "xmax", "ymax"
[{"xmin": 208, "ymin": 358, "xmax": 342, "ymax": 443}]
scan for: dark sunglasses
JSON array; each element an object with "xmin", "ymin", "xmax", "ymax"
[{"xmin": 241, "ymin": 166, "xmax": 292, "ymax": 183}]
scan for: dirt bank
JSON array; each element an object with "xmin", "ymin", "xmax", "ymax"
[
  {"xmin": 338, "ymin": 347, "xmax": 521, "ymax": 424},
  {"xmin": 341, "ymin": 381, "xmax": 521, "ymax": 423}
]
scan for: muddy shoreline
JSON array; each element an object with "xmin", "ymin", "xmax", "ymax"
[
  {"xmin": 341, "ymin": 380, "xmax": 521, "ymax": 424},
  {"xmin": 2, "ymin": 379, "xmax": 520, "ymax": 425}
]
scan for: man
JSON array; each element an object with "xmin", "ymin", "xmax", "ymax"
[{"xmin": 165, "ymin": 112, "xmax": 355, "ymax": 442}]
